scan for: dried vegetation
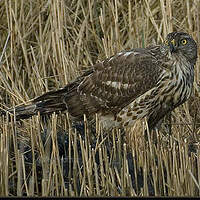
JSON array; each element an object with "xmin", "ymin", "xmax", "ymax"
[{"xmin": 0, "ymin": 0, "xmax": 200, "ymax": 197}]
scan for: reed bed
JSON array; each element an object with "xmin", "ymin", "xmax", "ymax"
[{"xmin": 0, "ymin": 0, "xmax": 200, "ymax": 197}]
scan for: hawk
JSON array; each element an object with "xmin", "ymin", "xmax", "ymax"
[{"xmin": 2, "ymin": 32, "xmax": 198, "ymax": 131}]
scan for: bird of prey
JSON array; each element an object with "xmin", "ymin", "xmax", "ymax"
[{"xmin": 2, "ymin": 32, "xmax": 198, "ymax": 131}]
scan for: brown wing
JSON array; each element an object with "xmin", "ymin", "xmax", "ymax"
[
  {"xmin": 5, "ymin": 45, "xmax": 168, "ymax": 120},
  {"xmin": 64, "ymin": 46, "xmax": 167, "ymax": 118}
]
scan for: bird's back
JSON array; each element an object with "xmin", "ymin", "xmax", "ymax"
[{"xmin": 63, "ymin": 46, "xmax": 166, "ymax": 119}]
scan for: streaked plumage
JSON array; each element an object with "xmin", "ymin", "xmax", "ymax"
[{"xmin": 3, "ymin": 32, "xmax": 198, "ymax": 131}]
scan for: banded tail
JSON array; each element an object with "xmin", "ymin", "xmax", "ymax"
[
  {"xmin": 1, "ymin": 79, "xmax": 89, "ymax": 121},
  {"xmin": 1, "ymin": 88, "xmax": 68, "ymax": 120}
]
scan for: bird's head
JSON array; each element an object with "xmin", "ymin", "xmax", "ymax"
[{"xmin": 164, "ymin": 32, "xmax": 198, "ymax": 65}]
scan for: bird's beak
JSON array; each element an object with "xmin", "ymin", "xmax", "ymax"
[{"xmin": 169, "ymin": 39, "xmax": 176, "ymax": 53}]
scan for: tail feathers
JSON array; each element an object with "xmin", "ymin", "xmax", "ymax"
[
  {"xmin": 1, "ymin": 69, "xmax": 97, "ymax": 121},
  {"xmin": 1, "ymin": 77, "xmax": 99, "ymax": 120},
  {"xmin": 7, "ymin": 104, "xmax": 39, "ymax": 120},
  {"xmin": 1, "ymin": 88, "xmax": 69, "ymax": 120},
  {"xmin": 1, "ymin": 99, "xmax": 67, "ymax": 120}
]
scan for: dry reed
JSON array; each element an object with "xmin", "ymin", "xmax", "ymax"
[{"xmin": 0, "ymin": 0, "xmax": 200, "ymax": 197}]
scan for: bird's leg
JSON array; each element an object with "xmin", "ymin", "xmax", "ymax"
[{"xmin": 144, "ymin": 111, "xmax": 172, "ymax": 144}]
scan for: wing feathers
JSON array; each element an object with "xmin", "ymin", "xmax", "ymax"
[
  {"xmin": 69, "ymin": 47, "xmax": 165, "ymax": 116},
  {"xmin": 5, "ymin": 46, "xmax": 166, "ymax": 120}
]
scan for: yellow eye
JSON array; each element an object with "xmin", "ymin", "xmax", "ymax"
[
  {"xmin": 181, "ymin": 39, "xmax": 187, "ymax": 45},
  {"xmin": 164, "ymin": 40, "xmax": 169, "ymax": 45}
]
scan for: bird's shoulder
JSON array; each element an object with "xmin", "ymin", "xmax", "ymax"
[
  {"xmin": 81, "ymin": 45, "xmax": 171, "ymax": 78},
  {"xmin": 78, "ymin": 45, "xmax": 171, "ymax": 88}
]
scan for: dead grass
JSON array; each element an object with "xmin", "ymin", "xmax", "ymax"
[{"xmin": 0, "ymin": 0, "xmax": 200, "ymax": 197}]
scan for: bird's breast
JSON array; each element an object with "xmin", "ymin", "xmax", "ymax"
[{"xmin": 157, "ymin": 61, "xmax": 194, "ymax": 109}]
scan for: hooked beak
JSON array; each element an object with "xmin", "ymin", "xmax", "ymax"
[{"xmin": 169, "ymin": 39, "xmax": 176, "ymax": 53}]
